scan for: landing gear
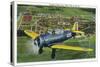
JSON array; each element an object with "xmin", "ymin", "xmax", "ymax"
[
  {"xmin": 39, "ymin": 47, "xmax": 43, "ymax": 54},
  {"xmin": 51, "ymin": 48, "xmax": 56, "ymax": 59}
]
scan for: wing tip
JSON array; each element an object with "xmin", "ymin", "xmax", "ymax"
[{"xmin": 84, "ymin": 48, "xmax": 93, "ymax": 52}]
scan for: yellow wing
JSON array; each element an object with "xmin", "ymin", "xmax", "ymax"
[
  {"xmin": 24, "ymin": 30, "xmax": 39, "ymax": 39},
  {"xmin": 51, "ymin": 44, "xmax": 93, "ymax": 52}
]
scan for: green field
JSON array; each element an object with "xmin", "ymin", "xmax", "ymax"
[{"xmin": 17, "ymin": 35, "xmax": 95, "ymax": 63}]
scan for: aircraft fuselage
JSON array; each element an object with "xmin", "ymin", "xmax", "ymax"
[{"xmin": 34, "ymin": 30, "xmax": 76, "ymax": 48}]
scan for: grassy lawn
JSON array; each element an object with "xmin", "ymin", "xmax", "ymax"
[{"xmin": 17, "ymin": 35, "xmax": 95, "ymax": 63}]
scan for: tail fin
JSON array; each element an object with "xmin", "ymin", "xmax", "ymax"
[
  {"xmin": 72, "ymin": 22, "xmax": 85, "ymax": 38},
  {"xmin": 72, "ymin": 22, "xmax": 78, "ymax": 31}
]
